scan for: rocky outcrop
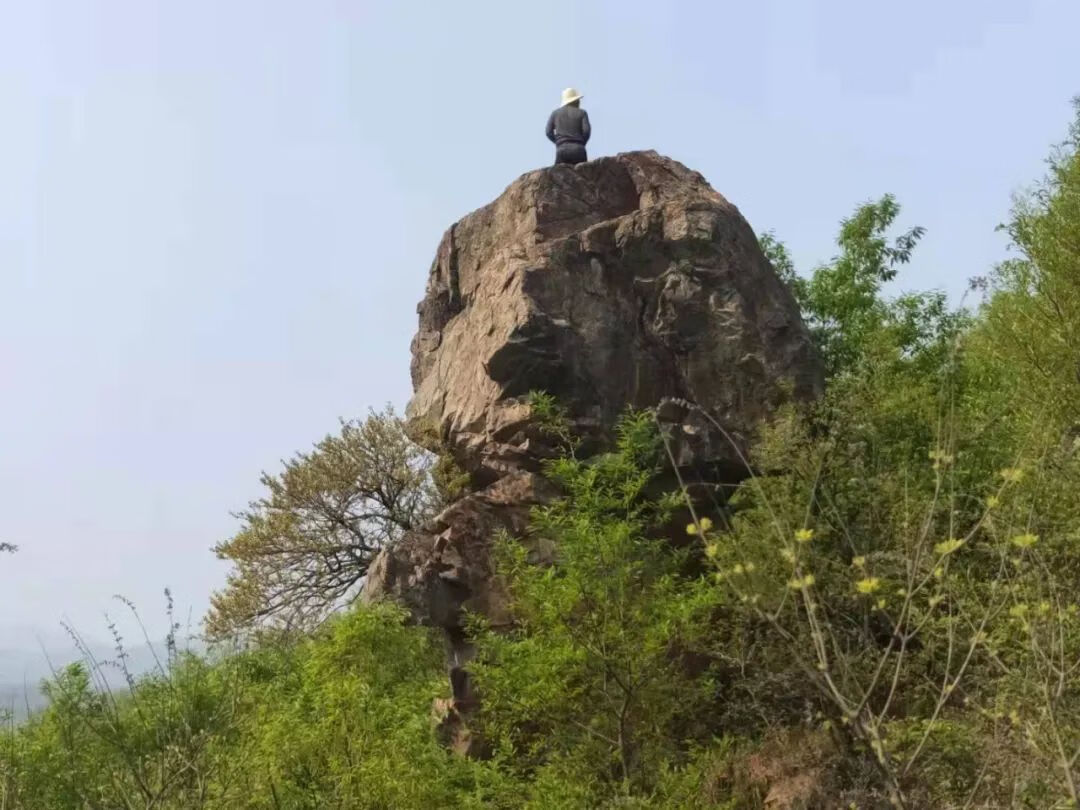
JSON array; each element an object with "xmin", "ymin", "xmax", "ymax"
[
  {"xmin": 363, "ymin": 470, "xmax": 559, "ymax": 755},
  {"xmin": 364, "ymin": 470, "xmax": 557, "ymax": 636},
  {"xmin": 365, "ymin": 151, "xmax": 822, "ymax": 748},
  {"xmin": 406, "ymin": 150, "xmax": 821, "ymax": 486}
]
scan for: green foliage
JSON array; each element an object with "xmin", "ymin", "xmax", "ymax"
[
  {"xmin": 469, "ymin": 412, "xmax": 719, "ymax": 806},
  {"xmin": 762, "ymin": 195, "xmax": 965, "ymax": 380},
  {"xmin": 1, "ymin": 652, "xmax": 253, "ymax": 808},
  {"xmin": 693, "ymin": 380, "xmax": 1080, "ymax": 806},
  {"xmin": 527, "ymin": 390, "xmax": 579, "ymax": 456},
  {"xmin": 803, "ymin": 194, "xmax": 925, "ymax": 375},
  {"xmin": 207, "ymin": 406, "xmax": 442, "ymax": 640},
  {"xmin": 1, "ymin": 605, "xmax": 496, "ymax": 810},
  {"xmin": 974, "ymin": 97, "xmax": 1080, "ymax": 433},
  {"xmin": 757, "ymin": 230, "xmax": 797, "ymax": 287},
  {"xmin": 228, "ymin": 603, "xmax": 491, "ymax": 809},
  {"xmin": 433, "ymin": 449, "xmax": 472, "ymax": 503},
  {"xmin": 707, "ymin": 117, "xmax": 1080, "ymax": 802},
  {"xmin": 409, "ymin": 417, "xmax": 472, "ymax": 503}
]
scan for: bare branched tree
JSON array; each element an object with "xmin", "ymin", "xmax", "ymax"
[{"xmin": 205, "ymin": 406, "xmax": 442, "ymax": 640}]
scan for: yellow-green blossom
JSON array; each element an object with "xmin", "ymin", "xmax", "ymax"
[
  {"xmin": 934, "ymin": 538, "xmax": 964, "ymax": 556},
  {"xmin": 855, "ymin": 577, "xmax": 881, "ymax": 595},
  {"xmin": 1010, "ymin": 533, "xmax": 1039, "ymax": 549}
]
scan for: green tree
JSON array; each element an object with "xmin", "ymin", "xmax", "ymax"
[
  {"xmin": 228, "ymin": 604, "xmax": 495, "ymax": 810},
  {"xmin": 695, "ymin": 380, "xmax": 1080, "ymax": 807},
  {"xmin": 762, "ymin": 196, "xmax": 963, "ymax": 380},
  {"xmin": 206, "ymin": 406, "xmax": 442, "ymax": 640},
  {"xmin": 0, "ymin": 605, "xmax": 499, "ymax": 810},
  {"xmin": 974, "ymin": 97, "xmax": 1080, "ymax": 433},
  {"xmin": 0, "ymin": 652, "xmax": 254, "ymax": 809},
  {"xmin": 469, "ymin": 410, "xmax": 719, "ymax": 807}
]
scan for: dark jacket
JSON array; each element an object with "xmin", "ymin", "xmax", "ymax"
[{"xmin": 546, "ymin": 105, "xmax": 591, "ymax": 146}]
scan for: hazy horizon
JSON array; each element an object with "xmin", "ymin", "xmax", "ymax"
[{"xmin": 3, "ymin": 0, "xmax": 1080, "ymax": 675}]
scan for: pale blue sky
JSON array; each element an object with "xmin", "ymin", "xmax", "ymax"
[{"xmin": 2, "ymin": 0, "xmax": 1078, "ymax": 658}]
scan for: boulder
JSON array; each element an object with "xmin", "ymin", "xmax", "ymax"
[{"xmin": 407, "ymin": 150, "xmax": 822, "ymax": 486}]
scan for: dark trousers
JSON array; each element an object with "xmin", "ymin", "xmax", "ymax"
[{"xmin": 555, "ymin": 142, "xmax": 587, "ymax": 166}]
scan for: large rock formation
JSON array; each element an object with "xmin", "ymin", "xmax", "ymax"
[
  {"xmin": 407, "ymin": 150, "xmax": 821, "ymax": 485},
  {"xmin": 365, "ymin": 151, "xmax": 822, "ymax": 748}
]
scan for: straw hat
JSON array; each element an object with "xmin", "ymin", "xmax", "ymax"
[{"xmin": 560, "ymin": 87, "xmax": 583, "ymax": 106}]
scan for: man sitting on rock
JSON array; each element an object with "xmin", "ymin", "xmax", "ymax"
[{"xmin": 545, "ymin": 88, "xmax": 591, "ymax": 166}]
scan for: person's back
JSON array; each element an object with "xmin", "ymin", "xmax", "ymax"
[
  {"xmin": 545, "ymin": 88, "xmax": 591, "ymax": 166},
  {"xmin": 547, "ymin": 105, "xmax": 590, "ymax": 146}
]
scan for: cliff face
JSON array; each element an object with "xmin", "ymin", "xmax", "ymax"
[{"xmin": 365, "ymin": 151, "xmax": 822, "ymax": 751}]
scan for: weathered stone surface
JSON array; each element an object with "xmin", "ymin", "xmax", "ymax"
[
  {"xmin": 363, "ymin": 470, "xmax": 557, "ymax": 634},
  {"xmin": 407, "ymin": 150, "xmax": 822, "ymax": 486},
  {"xmin": 364, "ymin": 470, "xmax": 558, "ymax": 752},
  {"xmin": 374, "ymin": 147, "xmax": 822, "ymax": 657},
  {"xmin": 367, "ymin": 152, "xmax": 822, "ymax": 753}
]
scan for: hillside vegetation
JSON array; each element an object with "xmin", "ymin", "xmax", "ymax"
[{"xmin": 3, "ymin": 103, "xmax": 1080, "ymax": 809}]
